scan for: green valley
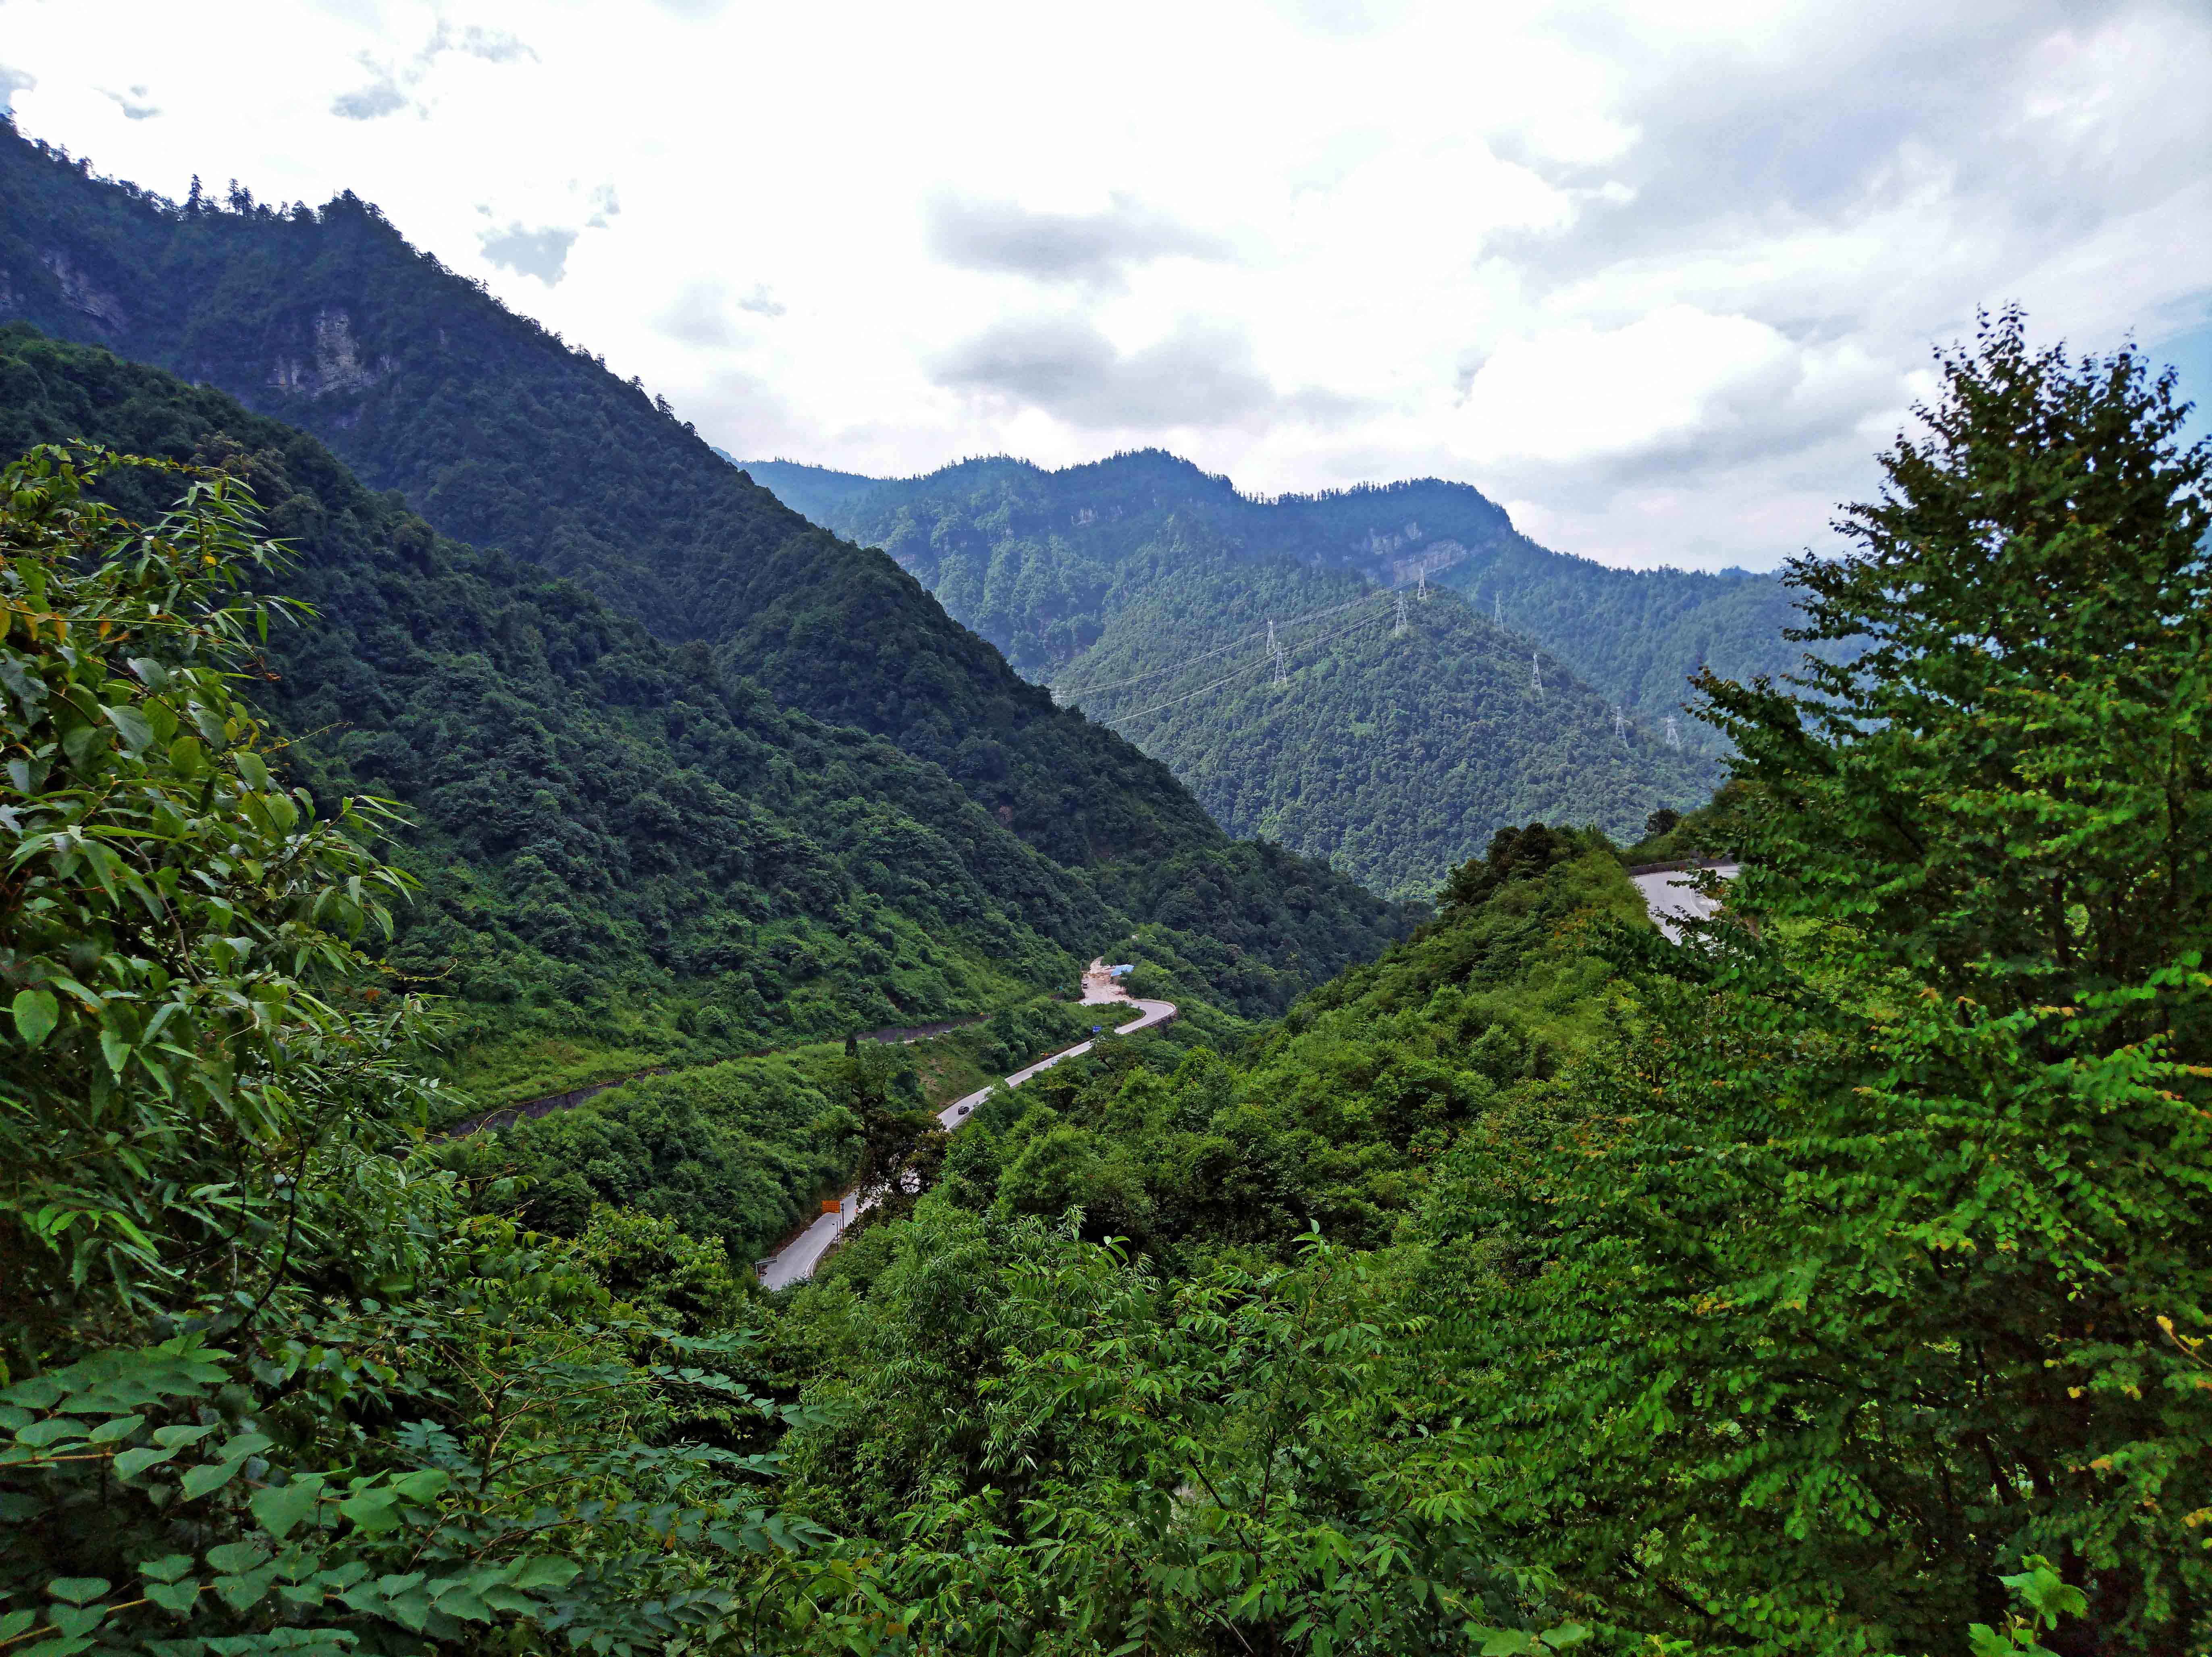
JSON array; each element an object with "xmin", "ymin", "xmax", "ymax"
[{"xmin": 0, "ymin": 58, "xmax": 2204, "ymax": 1657}]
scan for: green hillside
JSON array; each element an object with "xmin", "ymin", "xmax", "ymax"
[
  {"xmin": 0, "ymin": 123, "xmax": 1410, "ymax": 1005},
  {"xmin": 0, "ymin": 330, "xmax": 1406, "ymax": 1102},
  {"xmin": 0, "ymin": 124, "xmax": 1201, "ymax": 873},
  {"xmin": 743, "ymin": 449, "xmax": 1814, "ymax": 727},
  {"xmin": 1058, "ymin": 541, "xmax": 1723, "ymax": 899}
]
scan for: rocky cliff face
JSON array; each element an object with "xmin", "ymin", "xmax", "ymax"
[
  {"xmin": 267, "ymin": 307, "xmax": 387, "ymax": 398},
  {"xmin": 35, "ymin": 248, "xmax": 128, "ymax": 332}
]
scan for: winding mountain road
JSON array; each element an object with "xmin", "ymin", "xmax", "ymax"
[
  {"xmin": 757, "ymin": 964, "xmax": 1175, "ymax": 1289},
  {"xmin": 759, "ymin": 864, "xmax": 1729, "ymax": 1289},
  {"xmin": 1632, "ymin": 861, "xmax": 1740, "ymax": 941}
]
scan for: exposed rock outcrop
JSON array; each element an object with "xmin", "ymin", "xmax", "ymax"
[
  {"xmin": 38, "ymin": 249, "xmax": 128, "ymax": 332},
  {"xmin": 268, "ymin": 307, "xmax": 388, "ymax": 398}
]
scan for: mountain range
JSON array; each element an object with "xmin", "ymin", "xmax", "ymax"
[
  {"xmin": 736, "ymin": 453, "xmax": 1767, "ymax": 896},
  {"xmin": 0, "ymin": 123, "xmax": 1411, "ymax": 1102}
]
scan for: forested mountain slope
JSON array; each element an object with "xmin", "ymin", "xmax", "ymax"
[
  {"xmin": 1060, "ymin": 538, "xmax": 1722, "ymax": 899},
  {"xmin": 0, "ymin": 123, "xmax": 1206, "ymax": 873},
  {"xmin": 744, "ymin": 449, "xmax": 1812, "ymax": 726},
  {"xmin": 0, "ymin": 330, "xmax": 1405, "ymax": 1104}
]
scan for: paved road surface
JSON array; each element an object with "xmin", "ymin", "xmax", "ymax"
[
  {"xmin": 1633, "ymin": 863, "xmax": 1740, "ymax": 941},
  {"xmin": 757, "ymin": 967, "xmax": 1174, "ymax": 1289},
  {"xmin": 763, "ymin": 864, "xmax": 1724, "ymax": 1290}
]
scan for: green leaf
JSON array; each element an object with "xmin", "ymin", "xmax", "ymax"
[
  {"xmin": 202, "ymin": 1542, "xmax": 265, "ymax": 1574},
  {"xmin": 139, "ymin": 1555, "xmax": 195, "ymax": 1585},
  {"xmin": 15, "ymin": 1418, "xmax": 85, "ymax": 1449},
  {"xmin": 44, "ymin": 1609, "xmax": 104, "ymax": 1643},
  {"xmin": 250, "ymin": 1474, "xmax": 325, "ymax": 1540},
  {"xmin": 103, "ymin": 704, "xmax": 155, "ymax": 754},
  {"xmin": 0, "ymin": 1612, "xmax": 36, "ymax": 1642},
  {"xmin": 509, "ymin": 1557, "xmax": 580, "ymax": 1591},
  {"xmin": 44, "ymin": 1578, "xmax": 109, "ymax": 1607},
  {"xmin": 87, "ymin": 1414, "xmax": 145, "ymax": 1444},
  {"xmin": 215, "ymin": 1430, "xmax": 272, "ymax": 1463},
  {"xmin": 152, "ymin": 1424, "xmax": 217, "ymax": 1451},
  {"xmin": 17, "ymin": 1633, "xmax": 94, "ymax": 1657},
  {"xmin": 390, "ymin": 1468, "xmax": 448, "ymax": 1503},
  {"xmin": 337, "ymin": 1488, "xmax": 399, "ymax": 1533},
  {"xmin": 12, "ymin": 988, "xmax": 57, "ymax": 1047},
  {"xmin": 180, "ymin": 1460, "xmax": 240, "ymax": 1499},
  {"xmin": 428, "ymin": 1584, "xmax": 492, "ymax": 1624},
  {"xmin": 113, "ymin": 1446, "xmax": 172, "ymax": 1477},
  {"xmin": 144, "ymin": 1582, "xmax": 200, "ymax": 1618},
  {"xmin": 233, "ymin": 750, "xmax": 269, "ymax": 791},
  {"xmin": 212, "ymin": 1569, "xmax": 277, "ymax": 1613}
]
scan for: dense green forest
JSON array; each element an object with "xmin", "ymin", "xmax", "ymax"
[
  {"xmin": 1052, "ymin": 534, "xmax": 1722, "ymax": 897},
  {"xmin": 0, "ymin": 120, "xmax": 1256, "ymax": 880},
  {"xmin": 743, "ymin": 447, "xmax": 1813, "ymax": 731},
  {"xmin": 2, "ymin": 111, "xmax": 2204, "ymax": 1653},
  {"xmin": 737, "ymin": 451, "xmax": 1760, "ymax": 896},
  {"xmin": 0, "ymin": 330, "xmax": 1411, "ymax": 1105}
]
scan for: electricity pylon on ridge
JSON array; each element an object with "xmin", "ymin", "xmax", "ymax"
[
  {"xmin": 1664, "ymin": 714, "xmax": 1682, "ymax": 750},
  {"xmin": 1272, "ymin": 635, "xmax": 1289, "ymax": 686},
  {"xmin": 1417, "ymin": 569, "xmax": 1430, "ymax": 601},
  {"xmin": 1265, "ymin": 618, "xmax": 1277, "ymax": 660},
  {"xmin": 1531, "ymin": 652, "xmax": 1543, "ymax": 696},
  {"xmin": 1494, "ymin": 592, "xmax": 1504, "ymax": 626},
  {"xmin": 1613, "ymin": 704, "xmax": 1626, "ymax": 743},
  {"xmin": 1394, "ymin": 591, "xmax": 1410, "ymax": 637}
]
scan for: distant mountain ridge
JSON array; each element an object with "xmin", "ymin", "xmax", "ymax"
[
  {"xmin": 740, "ymin": 450, "xmax": 1810, "ymax": 724},
  {"xmin": 739, "ymin": 453, "xmax": 1754, "ymax": 896},
  {"xmin": 1032, "ymin": 532, "xmax": 1723, "ymax": 899},
  {"xmin": 0, "ymin": 119, "xmax": 1411, "ymax": 1020}
]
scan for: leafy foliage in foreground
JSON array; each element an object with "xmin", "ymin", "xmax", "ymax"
[
  {"xmin": 0, "ymin": 447, "xmax": 819, "ymax": 1656},
  {"xmin": 1421, "ymin": 315, "xmax": 2212, "ymax": 1649},
  {"xmin": 757, "ymin": 318, "xmax": 2203, "ymax": 1653}
]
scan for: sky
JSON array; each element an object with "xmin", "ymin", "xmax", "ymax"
[{"xmin": 3, "ymin": 0, "xmax": 2208, "ymax": 571}]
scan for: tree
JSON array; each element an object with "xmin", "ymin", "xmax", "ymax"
[
  {"xmin": 0, "ymin": 449, "xmax": 824, "ymax": 1655},
  {"xmin": 1454, "ymin": 313, "xmax": 2209, "ymax": 1651},
  {"xmin": 0, "ymin": 445, "xmax": 426, "ymax": 1335}
]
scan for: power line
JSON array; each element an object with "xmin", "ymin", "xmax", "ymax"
[
  {"xmin": 1052, "ymin": 588, "xmax": 1386, "ymax": 701},
  {"xmin": 1116, "ymin": 602, "xmax": 1396, "ymax": 722}
]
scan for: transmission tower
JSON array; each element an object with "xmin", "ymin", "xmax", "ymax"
[
  {"xmin": 1417, "ymin": 569, "xmax": 1430, "ymax": 601},
  {"xmin": 1531, "ymin": 652, "xmax": 1543, "ymax": 696},
  {"xmin": 1394, "ymin": 590, "xmax": 1410, "ymax": 637},
  {"xmin": 1664, "ymin": 714, "xmax": 1682, "ymax": 750},
  {"xmin": 1612, "ymin": 704, "xmax": 1626, "ymax": 743},
  {"xmin": 1494, "ymin": 592, "xmax": 1504, "ymax": 627},
  {"xmin": 1265, "ymin": 618, "xmax": 1277, "ymax": 660},
  {"xmin": 1272, "ymin": 634, "xmax": 1289, "ymax": 686}
]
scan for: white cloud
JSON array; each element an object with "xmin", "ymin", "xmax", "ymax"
[{"xmin": 0, "ymin": 0, "xmax": 2205, "ymax": 570}]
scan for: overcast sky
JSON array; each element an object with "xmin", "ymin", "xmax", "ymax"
[{"xmin": 4, "ymin": 0, "xmax": 2208, "ymax": 570}]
